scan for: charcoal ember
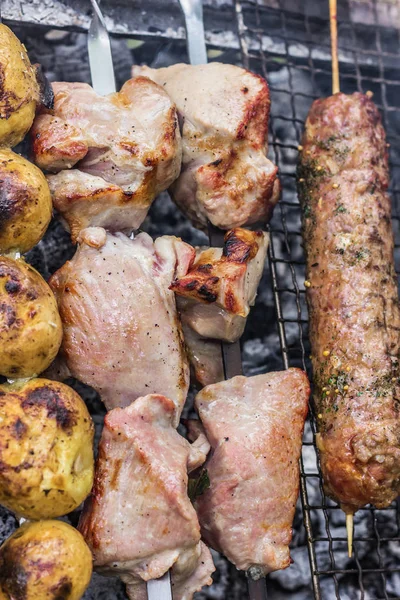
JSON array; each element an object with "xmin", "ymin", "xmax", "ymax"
[{"xmin": 0, "ymin": 506, "xmax": 17, "ymax": 546}]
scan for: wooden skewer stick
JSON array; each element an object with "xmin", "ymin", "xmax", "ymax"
[
  {"xmin": 329, "ymin": 0, "xmax": 340, "ymax": 94},
  {"xmin": 346, "ymin": 513, "xmax": 354, "ymax": 558}
]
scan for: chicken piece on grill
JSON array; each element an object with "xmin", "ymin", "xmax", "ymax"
[
  {"xmin": 78, "ymin": 394, "xmax": 215, "ymax": 599},
  {"xmin": 49, "ymin": 227, "xmax": 193, "ymax": 425},
  {"xmin": 132, "ymin": 63, "xmax": 280, "ymax": 230},
  {"xmin": 31, "ymin": 77, "xmax": 181, "ymax": 242},
  {"xmin": 189, "ymin": 369, "xmax": 310, "ymax": 576},
  {"xmin": 171, "ymin": 228, "xmax": 268, "ymax": 386}
]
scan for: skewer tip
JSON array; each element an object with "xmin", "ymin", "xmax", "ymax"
[{"xmin": 346, "ymin": 513, "xmax": 354, "ymax": 557}]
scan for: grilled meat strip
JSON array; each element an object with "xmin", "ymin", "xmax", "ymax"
[
  {"xmin": 298, "ymin": 92, "xmax": 400, "ymax": 512},
  {"xmin": 49, "ymin": 227, "xmax": 193, "ymax": 426},
  {"xmin": 79, "ymin": 394, "xmax": 214, "ymax": 599},
  {"xmin": 132, "ymin": 63, "xmax": 280, "ymax": 231},
  {"xmin": 189, "ymin": 369, "xmax": 309, "ymax": 575}
]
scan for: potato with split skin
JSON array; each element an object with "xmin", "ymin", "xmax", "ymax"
[
  {"xmin": 0, "ymin": 24, "xmax": 41, "ymax": 148},
  {"xmin": 0, "ymin": 256, "xmax": 62, "ymax": 378},
  {"xmin": 0, "ymin": 378, "xmax": 94, "ymax": 519},
  {"xmin": 0, "ymin": 149, "xmax": 52, "ymax": 253},
  {"xmin": 0, "ymin": 520, "xmax": 93, "ymax": 600}
]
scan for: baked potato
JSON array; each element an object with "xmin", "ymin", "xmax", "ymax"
[
  {"xmin": 0, "ymin": 24, "xmax": 40, "ymax": 148},
  {"xmin": 0, "ymin": 520, "xmax": 93, "ymax": 600},
  {"xmin": 0, "ymin": 149, "xmax": 52, "ymax": 253},
  {"xmin": 0, "ymin": 378, "xmax": 94, "ymax": 519},
  {"xmin": 0, "ymin": 256, "xmax": 62, "ymax": 378}
]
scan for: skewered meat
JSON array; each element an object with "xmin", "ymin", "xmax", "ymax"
[
  {"xmin": 79, "ymin": 394, "xmax": 215, "ymax": 599},
  {"xmin": 0, "ymin": 378, "xmax": 94, "ymax": 520},
  {"xmin": 298, "ymin": 92, "xmax": 400, "ymax": 512},
  {"xmin": 133, "ymin": 63, "xmax": 280, "ymax": 230},
  {"xmin": 0, "ymin": 148, "xmax": 52, "ymax": 254},
  {"xmin": 49, "ymin": 227, "xmax": 193, "ymax": 425},
  {"xmin": 0, "ymin": 520, "xmax": 92, "ymax": 600},
  {"xmin": 171, "ymin": 228, "xmax": 269, "ymax": 343},
  {"xmin": 180, "ymin": 321, "xmax": 224, "ymax": 387},
  {"xmin": 0, "ymin": 256, "xmax": 62, "ymax": 378},
  {"xmin": 172, "ymin": 228, "xmax": 268, "ymax": 386},
  {"xmin": 189, "ymin": 369, "xmax": 309, "ymax": 575},
  {"xmin": 31, "ymin": 77, "xmax": 181, "ymax": 242},
  {"xmin": 0, "ymin": 24, "xmax": 53, "ymax": 148}
]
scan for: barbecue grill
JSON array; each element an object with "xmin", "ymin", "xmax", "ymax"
[{"xmin": 1, "ymin": 1, "xmax": 400, "ymax": 599}]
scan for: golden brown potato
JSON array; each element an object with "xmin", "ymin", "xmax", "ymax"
[
  {"xmin": 0, "ymin": 378, "xmax": 94, "ymax": 519},
  {"xmin": 0, "ymin": 24, "xmax": 40, "ymax": 148},
  {"xmin": 0, "ymin": 520, "xmax": 93, "ymax": 600},
  {"xmin": 0, "ymin": 257, "xmax": 62, "ymax": 378},
  {"xmin": 0, "ymin": 149, "xmax": 52, "ymax": 253}
]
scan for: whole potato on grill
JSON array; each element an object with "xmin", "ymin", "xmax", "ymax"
[
  {"xmin": 0, "ymin": 378, "xmax": 94, "ymax": 519},
  {"xmin": 0, "ymin": 520, "xmax": 93, "ymax": 600},
  {"xmin": 0, "ymin": 256, "xmax": 62, "ymax": 378},
  {"xmin": 0, "ymin": 24, "xmax": 40, "ymax": 148},
  {"xmin": 0, "ymin": 149, "xmax": 52, "ymax": 254}
]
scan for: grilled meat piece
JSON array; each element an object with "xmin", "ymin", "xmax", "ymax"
[
  {"xmin": 298, "ymin": 92, "xmax": 400, "ymax": 512},
  {"xmin": 49, "ymin": 227, "xmax": 193, "ymax": 425},
  {"xmin": 189, "ymin": 369, "xmax": 309, "ymax": 575},
  {"xmin": 133, "ymin": 63, "xmax": 280, "ymax": 230},
  {"xmin": 179, "ymin": 321, "xmax": 225, "ymax": 387},
  {"xmin": 172, "ymin": 228, "xmax": 268, "ymax": 386},
  {"xmin": 31, "ymin": 77, "xmax": 181, "ymax": 242},
  {"xmin": 78, "ymin": 394, "xmax": 214, "ymax": 599}
]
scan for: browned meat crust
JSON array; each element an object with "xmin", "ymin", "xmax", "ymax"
[{"xmin": 298, "ymin": 92, "xmax": 400, "ymax": 512}]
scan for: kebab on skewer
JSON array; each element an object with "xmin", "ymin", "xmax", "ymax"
[
  {"xmin": 133, "ymin": 62, "xmax": 280, "ymax": 231},
  {"xmin": 31, "ymin": 77, "xmax": 182, "ymax": 242},
  {"xmin": 297, "ymin": 0, "xmax": 400, "ymax": 554},
  {"xmin": 171, "ymin": 228, "xmax": 269, "ymax": 385},
  {"xmin": 48, "ymin": 226, "xmax": 194, "ymax": 425},
  {"xmin": 78, "ymin": 393, "xmax": 215, "ymax": 599},
  {"xmin": 188, "ymin": 369, "xmax": 309, "ymax": 577}
]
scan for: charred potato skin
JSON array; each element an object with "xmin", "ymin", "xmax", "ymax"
[
  {"xmin": 0, "ymin": 378, "xmax": 94, "ymax": 520},
  {"xmin": 0, "ymin": 257, "xmax": 62, "ymax": 378},
  {"xmin": 0, "ymin": 520, "xmax": 93, "ymax": 600},
  {"xmin": 0, "ymin": 149, "xmax": 52, "ymax": 253},
  {"xmin": 0, "ymin": 25, "xmax": 40, "ymax": 148}
]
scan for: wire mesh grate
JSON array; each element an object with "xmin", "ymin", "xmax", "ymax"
[{"xmin": 232, "ymin": 1, "xmax": 400, "ymax": 598}]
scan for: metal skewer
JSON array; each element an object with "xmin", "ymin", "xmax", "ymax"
[
  {"xmin": 178, "ymin": 1, "xmax": 267, "ymax": 598},
  {"xmin": 86, "ymin": 2, "xmax": 171, "ymax": 599}
]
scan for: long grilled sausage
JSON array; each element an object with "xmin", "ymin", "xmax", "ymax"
[{"xmin": 298, "ymin": 92, "xmax": 400, "ymax": 513}]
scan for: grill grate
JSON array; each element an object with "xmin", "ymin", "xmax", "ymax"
[
  {"xmin": 232, "ymin": 1, "xmax": 400, "ymax": 599},
  {"xmin": 2, "ymin": 1, "xmax": 400, "ymax": 598}
]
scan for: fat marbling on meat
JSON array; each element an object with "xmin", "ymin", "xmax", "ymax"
[
  {"xmin": 31, "ymin": 77, "xmax": 181, "ymax": 242},
  {"xmin": 132, "ymin": 63, "xmax": 280, "ymax": 231},
  {"xmin": 49, "ymin": 227, "xmax": 193, "ymax": 425},
  {"xmin": 298, "ymin": 92, "xmax": 400, "ymax": 512},
  {"xmin": 189, "ymin": 369, "xmax": 309, "ymax": 576},
  {"xmin": 78, "ymin": 394, "xmax": 215, "ymax": 600}
]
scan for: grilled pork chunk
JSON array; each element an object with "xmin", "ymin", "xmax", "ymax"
[
  {"xmin": 79, "ymin": 394, "xmax": 215, "ymax": 599},
  {"xmin": 172, "ymin": 228, "xmax": 268, "ymax": 386},
  {"xmin": 31, "ymin": 77, "xmax": 181, "ymax": 242},
  {"xmin": 189, "ymin": 369, "xmax": 309, "ymax": 575},
  {"xmin": 49, "ymin": 227, "xmax": 193, "ymax": 425},
  {"xmin": 133, "ymin": 63, "xmax": 280, "ymax": 230}
]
